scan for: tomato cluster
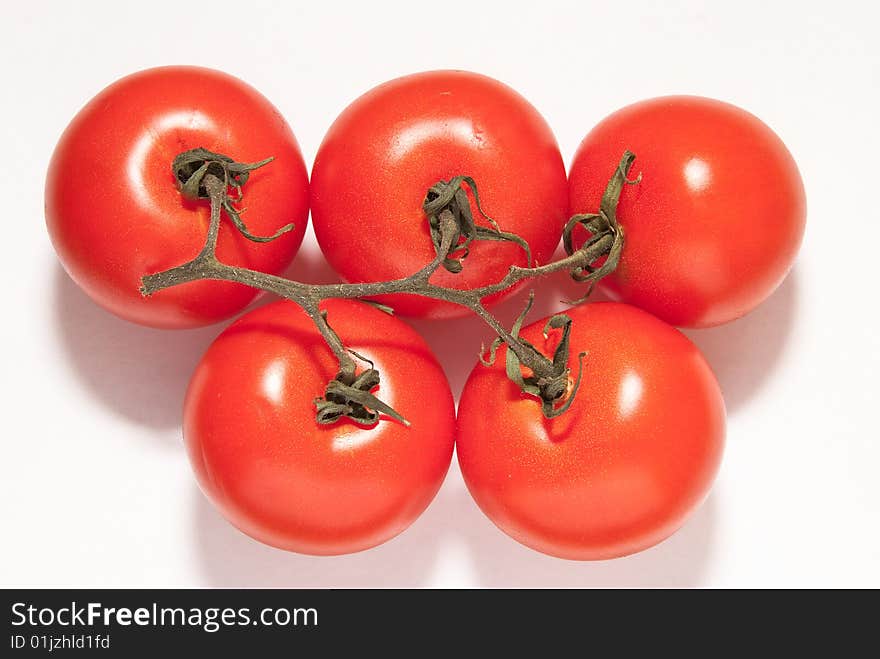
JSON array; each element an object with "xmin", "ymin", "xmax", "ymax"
[{"xmin": 46, "ymin": 67, "xmax": 805, "ymax": 560}]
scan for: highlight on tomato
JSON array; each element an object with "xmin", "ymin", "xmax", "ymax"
[
  {"xmin": 184, "ymin": 299, "xmax": 456, "ymax": 555},
  {"xmin": 567, "ymin": 95, "xmax": 806, "ymax": 328},
  {"xmin": 46, "ymin": 65, "xmax": 309, "ymax": 329},
  {"xmin": 310, "ymin": 70, "xmax": 569, "ymax": 319},
  {"xmin": 456, "ymin": 302, "xmax": 725, "ymax": 560}
]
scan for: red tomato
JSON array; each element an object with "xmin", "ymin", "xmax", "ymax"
[
  {"xmin": 310, "ymin": 70, "xmax": 569, "ymax": 319},
  {"xmin": 184, "ymin": 299, "xmax": 456, "ymax": 555},
  {"xmin": 456, "ymin": 302, "xmax": 725, "ymax": 560},
  {"xmin": 46, "ymin": 66, "xmax": 309, "ymax": 328},
  {"xmin": 568, "ymin": 96, "xmax": 806, "ymax": 328}
]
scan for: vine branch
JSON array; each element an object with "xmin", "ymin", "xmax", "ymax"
[{"xmin": 140, "ymin": 148, "xmax": 639, "ymax": 426}]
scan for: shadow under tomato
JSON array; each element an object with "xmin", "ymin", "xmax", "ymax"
[
  {"xmin": 51, "ymin": 262, "xmax": 220, "ymax": 433},
  {"xmin": 194, "ymin": 452, "xmax": 717, "ymax": 587},
  {"xmin": 192, "ymin": 479, "xmax": 454, "ymax": 588},
  {"xmin": 684, "ymin": 267, "xmax": 800, "ymax": 415},
  {"xmin": 457, "ymin": 486, "xmax": 718, "ymax": 588}
]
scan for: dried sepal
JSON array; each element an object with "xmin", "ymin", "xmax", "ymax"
[
  {"xmin": 424, "ymin": 176, "xmax": 531, "ymax": 273},
  {"xmin": 171, "ymin": 147, "xmax": 294, "ymax": 243}
]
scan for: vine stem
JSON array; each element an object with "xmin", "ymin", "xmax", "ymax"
[
  {"xmin": 141, "ymin": 187, "xmax": 611, "ymax": 380},
  {"xmin": 141, "ymin": 147, "xmax": 636, "ymax": 424}
]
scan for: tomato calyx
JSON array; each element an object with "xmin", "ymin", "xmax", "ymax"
[
  {"xmin": 481, "ymin": 292, "xmax": 586, "ymax": 418},
  {"xmin": 562, "ymin": 150, "xmax": 640, "ymax": 301},
  {"xmin": 173, "ymin": 148, "xmax": 296, "ymax": 243},
  {"xmin": 315, "ymin": 367, "xmax": 411, "ymax": 427},
  {"xmin": 423, "ymin": 176, "xmax": 531, "ymax": 273},
  {"xmin": 310, "ymin": 309, "xmax": 411, "ymax": 427}
]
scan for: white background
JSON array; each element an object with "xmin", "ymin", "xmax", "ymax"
[{"xmin": 2, "ymin": 0, "xmax": 878, "ymax": 588}]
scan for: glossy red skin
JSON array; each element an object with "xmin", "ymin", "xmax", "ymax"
[
  {"xmin": 46, "ymin": 66, "xmax": 309, "ymax": 328},
  {"xmin": 569, "ymin": 96, "xmax": 806, "ymax": 328},
  {"xmin": 310, "ymin": 70, "xmax": 569, "ymax": 319},
  {"xmin": 184, "ymin": 299, "xmax": 456, "ymax": 555},
  {"xmin": 456, "ymin": 303, "xmax": 725, "ymax": 560}
]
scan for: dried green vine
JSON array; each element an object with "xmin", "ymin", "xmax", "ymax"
[{"xmin": 141, "ymin": 148, "xmax": 639, "ymax": 426}]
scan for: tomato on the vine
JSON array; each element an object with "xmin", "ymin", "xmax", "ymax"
[
  {"xmin": 456, "ymin": 302, "xmax": 725, "ymax": 560},
  {"xmin": 46, "ymin": 66, "xmax": 309, "ymax": 328},
  {"xmin": 184, "ymin": 299, "xmax": 456, "ymax": 555},
  {"xmin": 568, "ymin": 96, "xmax": 806, "ymax": 328},
  {"xmin": 310, "ymin": 70, "xmax": 569, "ymax": 319}
]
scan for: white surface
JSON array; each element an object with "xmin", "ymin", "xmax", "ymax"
[{"xmin": 2, "ymin": 0, "xmax": 878, "ymax": 588}]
